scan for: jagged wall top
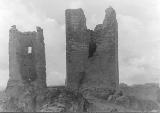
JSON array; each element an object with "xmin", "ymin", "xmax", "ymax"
[
  {"xmin": 9, "ymin": 25, "xmax": 43, "ymax": 36},
  {"xmin": 65, "ymin": 8, "xmax": 87, "ymax": 31},
  {"xmin": 103, "ymin": 7, "xmax": 117, "ymax": 28}
]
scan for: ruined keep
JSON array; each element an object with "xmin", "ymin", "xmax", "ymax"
[
  {"xmin": 4, "ymin": 6, "xmax": 119, "ymax": 112},
  {"xmin": 3, "ymin": 7, "xmax": 159, "ymax": 112},
  {"xmin": 66, "ymin": 7, "xmax": 119, "ymax": 94},
  {"xmin": 6, "ymin": 25, "xmax": 46, "ymax": 111}
]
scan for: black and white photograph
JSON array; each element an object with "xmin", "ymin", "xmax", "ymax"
[{"xmin": 0, "ymin": 0, "xmax": 159, "ymax": 112}]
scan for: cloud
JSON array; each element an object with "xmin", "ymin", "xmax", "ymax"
[
  {"xmin": 118, "ymin": 13, "xmax": 160, "ymax": 84},
  {"xmin": 47, "ymin": 71, "xmax": 65, "ymax": 86},
  {"xmin": 69, "ymin": 0, "xmax": 83, "ymax": 9},
  {"xmin": 42, "ymin": 18, "xmax": 66, "ymax": 86}
]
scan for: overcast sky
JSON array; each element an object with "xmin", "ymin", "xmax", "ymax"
[{"xmin": 0, "ymin": 0, "xmax": 160, "ymax": 88}]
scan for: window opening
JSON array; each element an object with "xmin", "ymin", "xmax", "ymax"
[{"xmin": 28, "ymin": 46, "xmax": 32, "ymax": 54}]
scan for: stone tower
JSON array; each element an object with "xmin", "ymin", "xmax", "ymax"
[
  {"xmin": 6, "ymin": 25, "xmax": 46, "ymax": 111},
  {"xmin": 66, "ymin": 7, "xmax": 119, "ymax": 94},
  {"xmin": 65, "ymin": 9, "xmax": 89, "ymax": 91}
]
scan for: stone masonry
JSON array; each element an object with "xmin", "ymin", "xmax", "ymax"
[
  {"xmin": 5, "ymin": 6, "xmax": 119, "ymax": 111},
  {"xmin": 6, "ymin": 25, "xmax": 46, "ymax": 111},
  {"xmin": 66, "ymin": 7, "xmax": 119, "ymax": 94},
  {"xmin": 65, "ymin": 9, "xmax": 89, "ymax": 91}
]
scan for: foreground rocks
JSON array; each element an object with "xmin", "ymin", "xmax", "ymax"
[{"xmin": 1, "ymin": 84, "xmax": 160, "ymax": 112}]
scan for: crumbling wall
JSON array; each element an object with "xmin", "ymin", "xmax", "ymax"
[
  {"xmin": 66, "ymin": 7, "xmax": 119, "ymax": 95},
  {"xmin": 65, "ymin": 9, "xmax": 89, "ymax": 91},
  {"xmin": 6, "ymin": 25, "xmax": 46, "ymax": 111}
]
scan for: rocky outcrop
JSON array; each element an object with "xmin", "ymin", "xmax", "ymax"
[
  {"xmin": 5, "ymin": 25, "xmax": 46, "ymax": 112},
  {"xmin": 114, "ymin": 83, "xmax": 160, "ymax": 111},
  {"xmin": 39, "ymin": 87, "xmax": 89, "ymax": 112},
  {"xmin": 119, "ymin": 83, "xmax": 160, "ymax": 102},
  {"xmin": 66, "ymin": 7, "xmax": 119, "ymax": 96}
]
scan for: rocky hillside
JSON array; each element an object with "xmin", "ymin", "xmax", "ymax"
[
  {"xmin": 116, "ymin": 83, "xmax": 160, "ymax": 111},
  {"xmin": 119, "ymin": 83, "xmax": 160, "ymax": 103},
  {"xmin": 0, "ymin": 83, "xmax": 160, "ymax": 112}
]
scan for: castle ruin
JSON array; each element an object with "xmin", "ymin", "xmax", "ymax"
[
  {"xmin": 66, "ymin": 7, "xmax": 119, "ymax": 94},
  {"xmin": 6, "ymin": 25, "xmax": 46, "ymax": 111},
  {"xmin": 5, "ymin": 7, "xmax": 119, "ymax": 112}
]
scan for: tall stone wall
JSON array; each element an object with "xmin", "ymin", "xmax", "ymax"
[
  {"xmin": 6, "ymin": 25, "xmax": 46, "ymax": 111},
  {"xmin": 65, "ymin": 9, "xmax": 89, "ymax": 91},
  {"xmin": 66, "ymin": 7, "xmax": 119, "ymax": 94}
]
